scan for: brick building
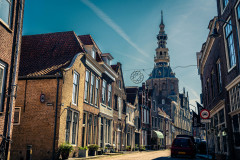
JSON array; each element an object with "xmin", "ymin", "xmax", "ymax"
[
  {"xmin": 0, "ymin": 0, "xmax": 25, "ymax": 159},
  {"xmin": 10, "ymin": 31, "xmax": 88, "ymax": 160},
  {"xmin": 197, "ymin": 0, "xmax": 240, "ymax": 158},
  {"xmin": 138, "ymin": 83, "xmax": 152, "ymax": 147},
  {"xmin": 126, "ymin": 87, "xmax": 141, "ymax": 147},
  {"xmin": 111, "ymin": 62, "xmax": 127, "ymax": 151}
]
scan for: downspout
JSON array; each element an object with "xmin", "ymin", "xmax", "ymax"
[
  {"xmin": 3, "ymin": 0, "xmax": 24, "ymax": 159},
  {"xmin": 52, "ymin": 73, "xmax": 60, "ymax": 160}
]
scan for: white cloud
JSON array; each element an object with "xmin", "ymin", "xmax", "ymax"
[{"xmin": 81, "ymin": 0, "xmax": 149, "ymax": 57}]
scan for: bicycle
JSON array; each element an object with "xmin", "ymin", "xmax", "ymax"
[{"xmin": 0, "ymin": 134, "xmax": 12, "ymax": 160}]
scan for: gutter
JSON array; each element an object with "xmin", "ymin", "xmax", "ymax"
[
  {"xmin": 52, "ymin": 73, "xmax": 60, "ymax": 160},
  {"xmin": 2, "ymin": 0, "xmax": 24, "ymax": 159}
]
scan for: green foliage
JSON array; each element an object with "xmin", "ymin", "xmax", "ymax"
[
  {"xmin": 78, "ymin": 146, "xmax": 88, "ymax": 150},
  {"xmin": 59, "ymin": 143, "xmax": 73, "ymax": 153},
  {"xmin": 88, "ymin": 144, "xmax": 99, "ymax": 151},
  {"xmin": 126, "ymin": 145, "xmax": 131, "ymax": 151},
  {"xmin": 139, "ymin": 145, "xmax": 146, "ymax": 151}
]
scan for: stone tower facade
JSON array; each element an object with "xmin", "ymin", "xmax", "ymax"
[{"xmin": 146, "ymin": 11, "xmax": 179, "ymax": 116}]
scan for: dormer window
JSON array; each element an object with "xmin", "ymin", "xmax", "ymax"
[{"xmin": 91, "ymin": 49, "xmax": 96, "ymax": 59}]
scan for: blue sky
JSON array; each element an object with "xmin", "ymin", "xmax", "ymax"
[{"xmin": 23, "ymin": 0, "xmax": 217, "ymax": 111}]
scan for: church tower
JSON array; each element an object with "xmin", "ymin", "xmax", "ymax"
[
  {"xmin": 155, "ymin": 11, "xmax": 169, "ymax": 64},
  {"xmin": 146, "ymin": 11, "xmax": 179, "ymax": 116}
]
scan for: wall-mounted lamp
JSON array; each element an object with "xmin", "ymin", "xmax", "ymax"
[{"xmin": 209, "ymin": 18, "xmax": 236, "ymax": 38}]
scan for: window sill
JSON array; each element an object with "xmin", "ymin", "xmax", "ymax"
[{"xmin": 0, "ymin": 19, "xmax": 13, "ymax": 33}]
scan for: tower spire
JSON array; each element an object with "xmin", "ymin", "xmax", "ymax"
[{"xmin": 161, "ymin": 10, "xmax": 164, "ymax": 25}]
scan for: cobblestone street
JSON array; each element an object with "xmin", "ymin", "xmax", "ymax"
[{"xmin": 96, "ymin": 150, "xmax": 204, "ymax": 160}]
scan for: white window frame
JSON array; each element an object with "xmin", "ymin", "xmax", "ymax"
[
  {"xmin": 91, "ymin": 48, "xmax": 96, "ymax": 59},
  {"xmin": 108, "ymin": 84, "xmax": 112, "ymax": 108},
  {"xmin": 72, "ymin": 71, "xmax": 79, "ymax": 105},
  {"xmin": 102, "ymin": 80, "xmax": 107, "ymax": 104},
  {"xmin": 90, "ymin": 74, "xmax": 95, "ymax": 105},
  {"xmin": 95, "ymin": 78, "xmax": 99, "ymax": 107},
  {"xmin": 0, "ymin": 0, "xmax": 12, "ymax": 27},
  {"xmin": 84, "ymin": 70, "xmax": 90, "ymax": 102},
  {"xmin": 220, "ymin": 0, "xmax": 229, "ymax": 14},
  {"xmin": 223, "ymin": 17, "xmax": 237, "ymax": 71},
  {"xmin": 13, "ymin": 107, "xmax": 21, "ymax": 125},
  {"xmin": 0, "ymin": 61, "xmax": 6, "ymax": 112}
]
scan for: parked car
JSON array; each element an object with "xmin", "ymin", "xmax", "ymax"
[
  {"xmin": 176, "ymin": 135, "xmax": 195, "ymax": 144},
  {"xmin": 171, "ymin": 137, "xmax": 196, "ymax": 158}
]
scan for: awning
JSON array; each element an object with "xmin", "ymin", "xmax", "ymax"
[{"xmin": 153, "ymin": 130, "xmax": 164, "ymax": 139}]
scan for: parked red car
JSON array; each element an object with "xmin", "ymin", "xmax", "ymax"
[{"xmin": 171, "ymin": 137, "xmax": 196, "ymax": 158}]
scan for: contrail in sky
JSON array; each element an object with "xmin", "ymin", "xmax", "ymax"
[{"xmin": 81, "ymin": 0, "xmax": 149, "ymax": 57}]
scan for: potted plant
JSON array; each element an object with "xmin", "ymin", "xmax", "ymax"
[
  {"xmin": 135, "ymin": 144, "xmax": 139, "ymax": 151},
  {"xmin": 126, "ymin": 145, "xmax": 131, "ymax": 151},
  {"xmin": 88, "ymin": 144, "xmax": 99, "ymax": 156},
  {"xmin": 78, "ymin": 146, "xmax": 88, "ymax": 158},
  {"xmin": 59, "ymin": 143, "xmax": 73, "ymax": 160},
  {"xmin": 139, "ymin": 145, "xmax": 146, "ymax": 151}
]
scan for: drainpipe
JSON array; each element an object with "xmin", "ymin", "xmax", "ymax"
[
  {"xmin": 3, "ymin": 0, "xmax": 24, "ymax": 159},
  {"xmin": 52, "ymin": 73, "xmax": 60, "ymax": 160}
]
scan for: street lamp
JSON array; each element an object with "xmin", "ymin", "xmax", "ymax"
[{"xmin": 209, "ymin": 18, "xmax": 237, "ymax": 38}]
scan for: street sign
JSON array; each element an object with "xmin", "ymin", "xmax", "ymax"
[
  {"xmin": 201, "ymin": 119, "xmax": 211, "ymax": 123},
  {"xmin": 200, "ymin": 109, "xmax": 210, "ymax": 119}
]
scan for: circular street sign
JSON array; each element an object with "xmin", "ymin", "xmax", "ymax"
[{"xmin": 200, "ymin": 109, "xmax": 210, "ymax": 119}]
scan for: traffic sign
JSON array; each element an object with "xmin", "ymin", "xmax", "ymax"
[
  {"xmin": 200, "ymin": 109, "xmax": 210, "ymax": 119},
  {"xmin": 201, "ymin": 119, "xmax": 211, "ymax": 123}
]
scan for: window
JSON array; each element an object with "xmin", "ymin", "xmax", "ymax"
[
  {"xmin": 144, "ymin": 109, "xmax": 146, "ymax": 123},
  {"xmin": 153, "ymin": 100, "xmax": 156, "ymax": 112},
  {"xmin": 229, "ymin": 83, "xmax": 240, "ymax": 112},
  {"xmin": 224, "ymin": 19, "xmax": 236, "ymax": 69},
  {"xmin": 221, "ymin": 0, "xmax": 228, "ymax": 11},
  {"xmin": 114, "ymin": 95, "xmax": 118, "ymax": 110},
  {"xmin": 66, "ymin": 110, "xmax": 72, "ymax": 143},
  {"xmin": 211, "ymin": 70, "xmax": 215, "ymax": 99},
  {"xmin": 152, "ymin": 117, "xmax": 154, "ymax": 127},
  {"xmin": 72, "ymin": 112, "xmax": 78, "ymax": 144},
  {"xmin": 0, "ymin": 0, "xmax": 12, "ymax": 26},
  {"xmin": 91, "ymin": 49, "xmax": 96, "ymax": 59},
  {"xmin": 0, "ymin": 62, "xmax": 6, "ymax": 112},
  {"xmin": 65, "ymin": 110, "xmax": 79, "ymax": 145},
  {"xmin": 119, "ymin": 80, "xmax": 121, "ymax": 89},
  {"xmin": 102, "ymin": 80, "xmax": 107, "ymax": 104},
  {"xmin": 72, "ymin": 71, "xmax": 79, "ymax": 105},
  {"xmin": 147, "ymin": 110, "xmax": 149, "ymax": 124},
  {"xmin": 108, "ymin": 119, "xmax": 111, "ymax": 143},
  {"xmin": 108, "ymin": 85, "xmax": 112, "ymax": 107},
  {"xmin": 118, "ymin": 97, "xmax": 122, "ymax": 118},
  {"xmin": 216, "ymin": 61, "xmax": 222, "ymax": 92},
  {"xmin": 162, "ymin": 99, "xmax": 165, "ymax": 104},
  {"xmin": 95, "ymin": 79, "xmax": 99, "ymax": 106},
  {"xmin": 90, "ymin": 74, "xmax": 95, "ymax": 104},
  {"xmin": 207, "ymin": 79, "xmax": 210, "ymax": 102},
  {"xmin": 123, "ymin": 100, "xmax": 126, "ymax": 113},
  {"xmin": 13, "ymin": 107, "xmax": 21, "ymax": 125},
  {"xmin": 232, "ymin": 114, "xmax": 240, "ymax": 147},
  {"xmin": 82, "ymin": 112, "xmax": 86, "ymax": 147},
  {"xmin": 88, "ymin": 114, "xmax": 92, "ymax": 144},
  {"xmin": 93, "ymin": 116, "xmax": 97, "ymax": 144},
  {"xmin": 84, "ymin": 70, "xmax": 90, "ymax": 101},
  {"xmin": 155, "ymin": 117, "xmax": 157, "ymax": 128}
]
